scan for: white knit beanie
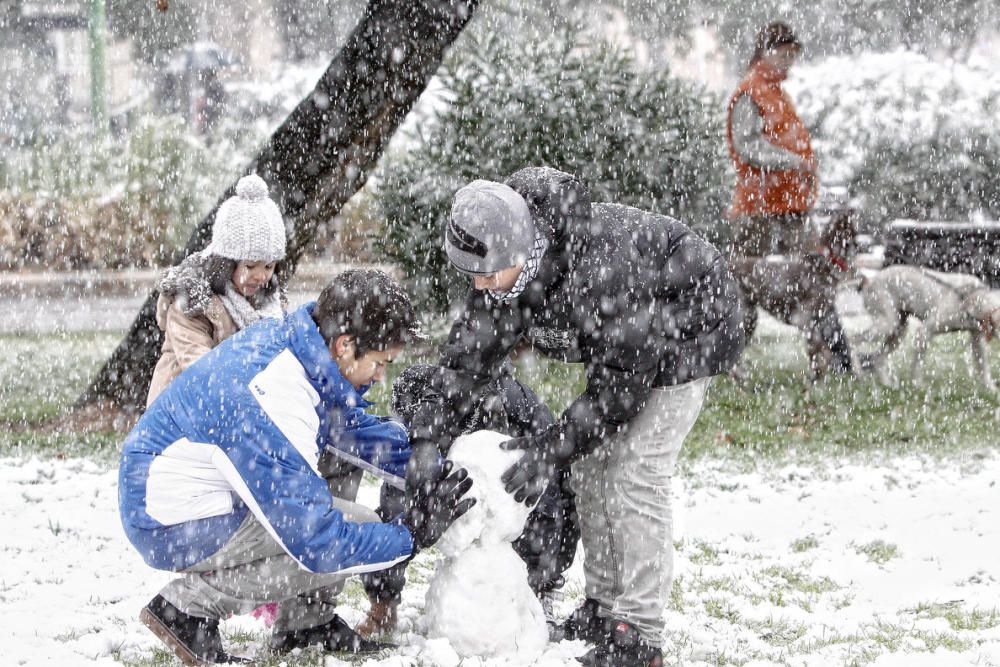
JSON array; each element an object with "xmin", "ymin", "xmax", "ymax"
[{"xmin": 207, "ymin": 174, "xmax": 287, "ymax": 262}]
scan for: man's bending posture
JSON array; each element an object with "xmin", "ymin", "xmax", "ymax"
[
  {"xmin": 407, "ymin": 169, "xmax": 744, "ymax": 667},
  {"xmin": 119, "ymin": 269, "xmax": 474, "ymax": 665}
]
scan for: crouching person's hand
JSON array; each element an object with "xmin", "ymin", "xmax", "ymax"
[
  {"xmin": 400, "ymin": 460, "xmax": 476, "ymax": 552},
  {"xmin": 404, "ymin": 440, "xmax": 445, "ymax": 509}
]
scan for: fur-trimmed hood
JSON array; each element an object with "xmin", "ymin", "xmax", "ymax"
[{"xmin": 157, "ymin": 250, "xmax": 282, "ymax": 320}]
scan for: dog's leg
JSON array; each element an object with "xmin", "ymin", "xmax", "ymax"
[
  {"xmin": 861, "ymin": 312, "xmax": 907, "ymax": 386},
  {"xmin": 813, "ymin": 306, "xmax": 852, "ymax": 374},
  {"xmin": 806, "ymin": 329, "xmax": 832, "ymax": 382},
  {"xmin": 729, "ymin": 299, "xmax": 758, "ymax": 382},
  {"xmin": 910, "ymin": 321, "xmax": 931, "ymax": 388},
  {"xmin": 971, "ymin": 332, "xmax": 996, "ymax": 391}
]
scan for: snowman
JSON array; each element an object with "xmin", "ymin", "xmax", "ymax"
[{"xmin": 423, "ymin": 430, "xmax": 549, "ymax": 659}]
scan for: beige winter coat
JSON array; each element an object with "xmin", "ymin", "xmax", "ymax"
[{"xmin": 146, "ymin": 293, "xmax": 238, "ymax": 406}]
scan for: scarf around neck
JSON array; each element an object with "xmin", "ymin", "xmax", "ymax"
[
  {"xmin": 489, "ymin": 226, "xmax": 549, "ymax": 303},
  {"xmin": 219, "ymin": 282, "xmax": 284, "ymax": 330}
]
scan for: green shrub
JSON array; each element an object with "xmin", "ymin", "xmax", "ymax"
[
  {"xmin": 850, "ymin": 127, "xmax": 1000, "ymax": 222},
  {"xmin": 377, "ymin": 29, "xmax": 728, "ymax": 313},
  {"xmin": 0, "ymin": 116, "xmax": 244, "ymax": 270}
]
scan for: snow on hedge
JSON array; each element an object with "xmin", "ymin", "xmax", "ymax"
[
  {"xmin": 788, "ymin": 50, "xmax": 1000, "ymax": 183},
  {"xmin": 787, "ymin": 51, "xmax": 1000, "ymax": 221}
]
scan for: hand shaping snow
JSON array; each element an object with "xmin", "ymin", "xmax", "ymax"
[
  {"xmin": 400, "ymin": 460, "xmax": 476, "ymax": 552},
  {"xmin": 500, "ymin": 425, "xmax": 567, "ymax": 506}
]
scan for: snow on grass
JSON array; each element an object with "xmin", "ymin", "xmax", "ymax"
[{"xmin": 3, "ymin": 449, "xmax": 999, "ymax": 666}]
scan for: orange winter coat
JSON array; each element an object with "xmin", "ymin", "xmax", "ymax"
[{"xmin": 726, "ymin": 61, "xmax": 817, "ymax": 217}]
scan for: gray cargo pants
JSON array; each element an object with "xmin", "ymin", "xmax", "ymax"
[
  {"xmin": 159, "ymin": 493, "xmax": 381, "ymax": 634},
  {"xmin": 570, "ymin": 376, "xmax": 711, "ymax": 647}
]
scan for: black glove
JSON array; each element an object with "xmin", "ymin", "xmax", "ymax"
[
  {"xmin": 400, "ymin": 460, "xmax": 476, "ymax": 552},
  {"xmin": 500, "ymin": 426, "xmax": 572, "ymax": 507},
  {"xmin": 404, "ymin": 440, "xmax": 444, "ymax": 506}
]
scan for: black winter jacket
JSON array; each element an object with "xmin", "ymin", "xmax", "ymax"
[{"xmin": 410, "ymin": 167, "xmax": 744, "ymax": 463}]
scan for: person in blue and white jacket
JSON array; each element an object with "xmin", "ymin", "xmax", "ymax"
[{"xmin": 119, "ymin": 269, "xmax": 475, "ymax": 666}]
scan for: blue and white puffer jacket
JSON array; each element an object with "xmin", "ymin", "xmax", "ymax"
[{"xmin": 118, "ymin": 303, "xmax": 414, "ymax": 573}]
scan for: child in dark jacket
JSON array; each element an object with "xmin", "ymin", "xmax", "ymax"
[{"xmin": 355, "ymin": 361, "xmax": 579, "ymax": 638}]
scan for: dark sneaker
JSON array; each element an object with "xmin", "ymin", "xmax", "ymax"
[
  {"xmin": 562, "ymin": 597, "xmax": 607, "ymax": 643},
  {"xmin": 577, "ymin": 619, "xmax": 663, "ymax": 667},
  {"xmin": 270, "ymin": 614, "xmax": 393, "ymax": 654},
  {"xmin": 139, "ymin": 595, "xmax": 250, "ymax": 666}
]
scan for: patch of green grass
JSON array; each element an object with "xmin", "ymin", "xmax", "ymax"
[
  {"xmin": 909, "ymin": 600, "xmax": 1000, "ymax": 631},
  {"xmin": 506, "ymin": 323, "xmax": 1000, "ymax": 468},
  {"xmin": 113, "ymin": 647, "xmax": 181, "ymax": 667},
  {"xmin": 745, "ymin": 616, "xmax": 809, "ymax": 647},
  {"xmin": 668, "ymin": 577, "xmax": 685, "ymax": 612},
  {"xmin": 751, "ymin": 564, "xmax": 840, "ymax": 612},
  {"xmin": 684, "ymin": 324, "xmax": 1000, "ymax": 464},
  {"xmin": 850, "ymin": 619, "xmax": 973, "ymax": 663},
  {"xmin": 338, "ymin": 577, "xmax": 369, "ymax": 608},
  {"xmin": 0, "ymin": 331, "xmax": 119, "ymax": 424},
  {"xmin": 944, "ymin": 606, "xmax": 1000, "ymax": 631},
  {"xmin": 791, "ymin": 535, "xmax": 820, "ymax": 552},
  {"xmin": 115, "ymin": 643, "xmax": 368, "ymax": 667},
  {"xmin": 54, "ymin": 626, "xmax": 101, "ymax": 642},
  {"xmin": 6, "ymin": 316, "xmax": 1000, "ymax": 465},
  {"xmin": 855, "ymin": 539, "xmax": 900, "ymax": 565},
  {"xmin": 2, "ymin": 430, "xmax": 121, "ymax": 463},
  {"xmin": 0, "ymin": 331, "xmax": 121, "ymax": 459},
  {"xmin": 401, "ymin": 548, "xmax": 439, "ymax": 586},
  {"xmin": 223, "ymin": 628, "xmax": 259, "ymax": 649},
  {"xmin": 703, "ymin": 597, "xmax": 741, "ymax": 623},
  {"xmin": 758, "ymin": 565, "xmax": 839, "ymax": 595},
  {"xmin": 770, "ymin": 614, "xmax": 978, "ymax": 664},
  {"xmin": 687, "ymin": 540, "xmax": 723, "ymax": 566},
  {"xmin": 115, "ymin": 637, "xmax": 381, "ymax": 666}
]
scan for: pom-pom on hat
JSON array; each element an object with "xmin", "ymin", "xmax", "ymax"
[{"xmin": 207, "ymin": 174, "xmax": 287, "ymax": 262}]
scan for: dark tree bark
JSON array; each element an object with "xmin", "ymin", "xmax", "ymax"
[{"xmin": 80, "ymin": 0, "xmax": 480, "ymax": 410}]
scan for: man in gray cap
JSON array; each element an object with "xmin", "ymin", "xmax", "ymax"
[
  {"xmin": 407, "ymin": 168, "xmax": 745, "ymax": 667},
  {"xmin": 445, "ymin": 179, "xmax": 542, "ymax": 296}
]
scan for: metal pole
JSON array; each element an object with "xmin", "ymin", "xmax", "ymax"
[{"xmin": 88, "ymin": 0, "xmax": 107, "ymax": 133}]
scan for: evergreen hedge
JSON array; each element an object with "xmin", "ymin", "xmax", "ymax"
[{"xmin": 377, "ymin": 30, "xmax": 728, "ymax": 313}]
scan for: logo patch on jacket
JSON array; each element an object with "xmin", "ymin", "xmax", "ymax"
[{"xmin": 526, "ymin": 326, "xmax": 575, "ymax": 350}]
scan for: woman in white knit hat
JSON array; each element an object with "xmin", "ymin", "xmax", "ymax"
[{"xmin": 146, "ymin": 174, "xmax": 288, "ymax": 406}]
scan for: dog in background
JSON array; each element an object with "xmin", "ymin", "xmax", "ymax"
[
  {"xmin": 730, "ymin": 211, "xmax": 858, "ymax": 379},
  {"xmin": 858, "ymin": 265, "xmax": 1000, "ymax": 390}
]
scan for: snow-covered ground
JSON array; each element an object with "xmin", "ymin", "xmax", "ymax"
[{"xmin": 4, "ymin": 450, "xmax": 999, "ymax": 666}]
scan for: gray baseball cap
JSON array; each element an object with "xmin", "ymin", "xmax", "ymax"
[{"xmin": 445, "ymin": 180, "xmax": 535, "ymax": 276}]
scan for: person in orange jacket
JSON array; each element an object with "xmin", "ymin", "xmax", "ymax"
[
  {"xmin": 726, "ymin": 23, "xmax": 852, "ymax": 373},
  {"xmin": 726, "ymin": 21, "xmax": 818, "ymax": 257}
]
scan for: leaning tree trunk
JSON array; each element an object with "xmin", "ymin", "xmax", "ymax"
[{"xmin": 79, "ymin": 0, "xmax": 480, "ymax": 411}]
